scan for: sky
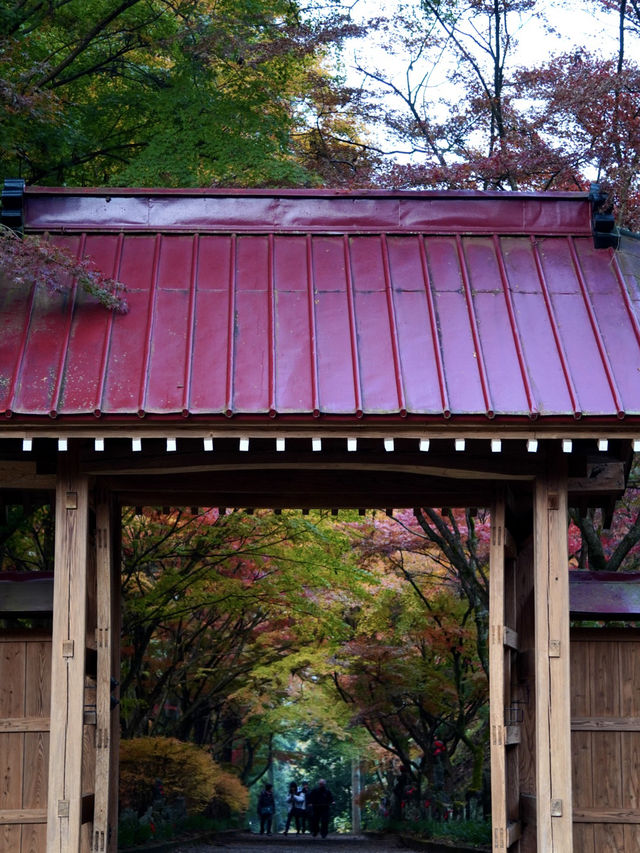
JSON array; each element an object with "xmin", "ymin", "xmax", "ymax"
[{"xmin": 340, "ymin": 0, "xmax": 617, "ymax": 160}]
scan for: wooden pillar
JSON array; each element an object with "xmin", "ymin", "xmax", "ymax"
[
  {"xmin": 93, "ymin": 492, "xmax": 119, "ymax": 853},
  {"xmin": 533, "ymin": 450, "xmax": 573, "ymax": 852},
  {"xmin": 490, "ymin": 492, "xmax": 522, "ymax": 851},
  {"xmin": 47, "ymin": 450, "xmax": 90, "ymax": 853},
  {"xmin": 490, "ymin": 494, "xmax": 508, "ymax": 850}
]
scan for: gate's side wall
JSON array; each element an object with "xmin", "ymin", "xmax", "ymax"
[
  {"xmin": 0, "ymin": 632, "xmax": 51, "ymax": 853},
  {"xmin": 571, "ymin": 628, "xmax": 640, "ymax": 852}
]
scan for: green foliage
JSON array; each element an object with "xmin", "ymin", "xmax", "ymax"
[
  {"xmin": 372, "ymin": 816, "xmax": 491, "ymax": 846},
  {"xmin": 0, "ymin": 0, "xmax": 362, "ymax": 187}
]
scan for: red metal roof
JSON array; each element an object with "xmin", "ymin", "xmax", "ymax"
[{"xmin": 2, "ymin": 187, "xmax": 640, "ymax": 423}]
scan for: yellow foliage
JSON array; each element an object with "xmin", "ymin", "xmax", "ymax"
[
  {"xmin": 210, "ymin": 769, "xmax": 250, "ymax": 813},
  {"xmin": 119, "ymin": 737, "xmax": 248, "ymax": 814}
]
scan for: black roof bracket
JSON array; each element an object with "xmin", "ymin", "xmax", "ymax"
[
  {"xmin": 589, "ymin": 183, "xmax": 620, "ymax": 250},
  {"xmin": 1, "ymin": 178, "xmax": 26, "ymax": 234}
]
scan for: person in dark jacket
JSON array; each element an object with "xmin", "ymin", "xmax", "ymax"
[
  {"xmin": 307, "ymin": 778, "xmax": 334, "ymax": 838},
  {"xmin": 257, "ymin": 783, "xmax": 275, "ymax": 835},
  {"xmin": 299, "ymin": 780, "xmax": 311, "ymax": 833}
]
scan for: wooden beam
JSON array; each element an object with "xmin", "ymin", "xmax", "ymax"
[
  {"xmin": 573, "ymin": 808, "xmax": 640, "ymax": 824},
  {"xmin": 568, "ymin": 460, "xmax": 625, "ymax": 495},
  {"xmin": 571, "ymin": 716, "xmax": 640, "ymax": 731},
  {"xmin": 0, "ymin": 462, "xmax": 56, "ymax": 490},
  {"xmin": 46, "ymin": 449, "xmax": 89, "ymax": 853},
  {"xmin": 533, "ymin": 450, "xmax": 573, "ymax": 853},
  {"xmin": 0, "ymin": 578, "xmax": 53, "ymax": 613},
  {"xmin": 0, "ymin": 809, "xmax": 48, "ymax": 825},
  {"xmin": 0, "ymin": 717, "xmax": 50, "ymax": 733},
  {"xmin": 84, "ymin": 455, "xmax": 538, "ymax": 481}
]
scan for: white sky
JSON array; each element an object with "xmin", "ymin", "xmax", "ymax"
[{"xmin": 340, "ymin": 0, "xmax": 619, "ymax": 159}]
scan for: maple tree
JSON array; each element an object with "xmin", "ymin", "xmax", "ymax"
[
  {"xmin": 568, "ymin": 459, "xmax": 640, "ymax": 571},
  {"xmin": 351, "ymin": 0, "xmax": 640, "ymax": 227},
  {"xmin": 0, "ymin": 224, "xmax": 128, "ymax": 312},
  {"xmin": 325, "ymin": 509, "xmax": 491, "ymax": 813}
]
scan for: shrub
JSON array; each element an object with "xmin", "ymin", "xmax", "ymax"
[{"xmin": 119, "ymin": 737, "xmax": 246, "ymax": 815}]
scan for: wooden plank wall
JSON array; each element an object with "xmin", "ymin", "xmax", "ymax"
[
  {"xmin": 571, "ymin": 628, "xmax": 640, "ymax": 852},
  {"xmin": 0, "ymin": 632, "xmax": 51, "ymax": 853}
]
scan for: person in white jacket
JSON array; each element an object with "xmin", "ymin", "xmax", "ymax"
[{"xmin": 283, "ymin": 781, "xmax": 305, "ymax": 835}]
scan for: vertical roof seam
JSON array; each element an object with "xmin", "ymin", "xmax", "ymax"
[
  {"xmin": 306, "ymin": 235, "xmax": 320, "ymax": 416},
  {"xmin": 380, "ymin": 235, "xmax": 407, "ymax": 415},
  {"xmin": 182, "ymin": 234, "xmax": 199, "ymax": 415},
  {"xmin": 418, "ymin": 236, "xmax": 450, "ymax": 418},
  {"xmin": 611, "ymin": 252, "xmax": 640, "ymax": 350},
  {"xmin": 492, "ymin": 235, "xmax": 538, "ymax": 418},
  {"xmin": 224, "ymin": 235, "xmax": 237, "ymax": 417},
  {"xmin": 50, "ymin": 233, "xmax": 84, "ymax": 415},
  {"xmin": 568, "ymin": 237, "xmax": 624, "ymax": 418},
  {"xmin": 267, "ymin": 234, "xmax": 276, "ymax": 416},
  {"xmin": 456, "ymin": 235, "xmax": 494, "ymax": 418},
  {"xmin": 342, "ymin": 235, "xmax": 363, "ymax": 416},
  {"xmin": 93, "ymin": 232, "xmax": 123, "ymax": 415},
  {"xmin": 530, "ymin": 236, "xmax": 581, "ymax": 418},
  {"xmin": 138, "ymin": 234, "xmax": 162, "ymax": 414}
]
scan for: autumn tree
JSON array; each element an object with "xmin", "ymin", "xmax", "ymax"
[
  {"xmin": 118, "ymin": 508, "xmax": 365, "ymax": 767},
  {"xmin": 351, "ymin": 0, "xmax": 640, "ymax": 226},
  {"xmin": 325, "ymin": 510, "xmax": 490, "ymax": 813}
]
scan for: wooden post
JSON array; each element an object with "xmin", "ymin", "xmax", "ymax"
[
  {"xmin": 490, "ymin": 494, "xmax": 508, "ymax": 851},
  {"xmin": 47, "ymin": 448, "xmax": 90, "ymax": 853},
  {"xmin": 93, "ymin": 492, "xmax": 118, "ymax": 853},
  {"xmin": 534, "ymin": 449, "xmax": 573, "ymax": 852},
  {"xmin": 490, "ymin": 492, "xmax": 523, "ymax": 851}
]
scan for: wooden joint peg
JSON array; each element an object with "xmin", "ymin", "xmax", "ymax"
[
  {"xmin": 548, "ymin": 493, "xmax": 559, "ymax": 511},
  {"xmin": 66, "ymin": 491, "xmax": 78, "ymax": 510},
  {"xmin": 549, "ymin": 640, "xmax": 561, "ymax": 658},
  {"xmin": 62, "ymin": 640, "xmax": 75, "ymax": 658},
  {"xmin": 58, "ymin": 800, "xmax": 70, "ymax": 818}
]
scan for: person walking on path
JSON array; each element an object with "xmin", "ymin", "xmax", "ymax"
[
  {"xmin": 307, "ymin": 778, "xmax": 334, "ymax": 838},
  {"xmin": 298, "ymin": 781, "xmax": 311, "ymax": 834},
  {"xmin": 257, "ymin": 783, "xmax": 275, "ymax": 835},
  {"xmin": 283, "ymin": 781, "xmax": 304, "ymax": 834}
]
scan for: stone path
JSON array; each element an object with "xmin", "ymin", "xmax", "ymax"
[{"xmin": 171, "ymin": 831, "xmax": 407, "ymax": 853}]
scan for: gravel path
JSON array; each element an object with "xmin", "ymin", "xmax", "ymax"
[{"xmin": 171, "ymin": 831, "xmax": 406, "ymax": 853}]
